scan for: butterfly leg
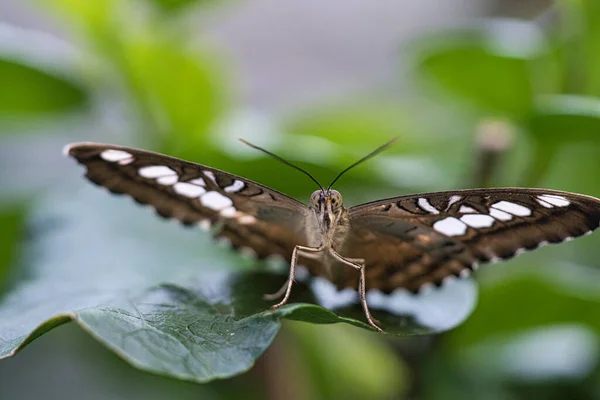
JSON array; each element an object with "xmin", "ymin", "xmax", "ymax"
[
  {"xmin": 267, "ymin": 245, "xmax": 322, "ymax": 308},
  {"xmin": 329, "ymin": 250, "xmax": 384, "ymax": 334}
]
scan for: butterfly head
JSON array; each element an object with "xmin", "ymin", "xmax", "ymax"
[{"xmin": 310, "ymin": 189, "xmax": 344, "ymax": 231}]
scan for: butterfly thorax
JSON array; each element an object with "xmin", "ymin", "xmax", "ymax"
[{"xmin": 306, "ymin": 190, "xmax": 352, "ymax": 280}]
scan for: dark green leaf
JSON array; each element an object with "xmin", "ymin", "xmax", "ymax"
[{"xmin": 0, "ymin": 205, "xmax": 26, "ymax": 291}]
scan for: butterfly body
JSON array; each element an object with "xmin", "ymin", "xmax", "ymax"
[
  {"xmin": 65, "ymin": 142, "xmax": 600, "ymax": 333},
  {"xmin": 304, "ymin": 190, "xmax": 353, "ymax": 281}
]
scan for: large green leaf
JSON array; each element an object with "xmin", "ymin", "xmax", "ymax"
[{"xmin": 0, "ymin": 181, "xmax": 476, "ymax": 382}]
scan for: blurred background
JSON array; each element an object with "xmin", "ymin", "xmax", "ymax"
[{"xmin": 2, "ymin": 0, "xmax": 600, "ymax": 399}]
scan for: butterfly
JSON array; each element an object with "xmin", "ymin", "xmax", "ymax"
[{"xmin": 64, "ymin": 139, "xmax": 600, "ymax": 332}]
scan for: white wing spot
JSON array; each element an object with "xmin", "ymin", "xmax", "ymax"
[
  {"xmin": 459, "ymin": 269, "xmax": 471, "ymax": 278},
  {"xmin": 489, "ymin": 256, "xmax": 502, "ymax": 264},
  {"xmin": 240, "ymin": 246, "xmax": 257, "ymax": 259},
  {"xmin": 433, "ymin": 217, "xmax": 467, "ymax": 236},
  {"xmin": 489, "ymin": 207, "xmax": 513, "ymax": 221},
  {"xmin": 460, "ymin": 214, "xmax": 495, "ymax": 228},
  {"xmin": 447, "ymin": 195, "xmax": 462, "ymax": 209},
  {"xmin": 536, "ymin": 198, "xmax": 554, "ymax": 208},
  {"xmin": 217, "ymin": 236, "xmax": 232, "ymax": 248},
  {"xmin": 173, "ymin": 182, "xmax": 206, "ymax": 198},
  {"xmin": 238, "ymin": 214, "xmax": 257, "ymax": 225},
  {"xmin": 538, "ymin": 194, "xmax": 570, "ymax": 207},
  {"xmin": 139, "ymin": 165, "xmax": 176, "ymax": 178},
  {"xmin": 491, "ymin": 201, "xmax": 531, "ymax": 216},
  {"xmin": 459, "ymin": 205, "xmax": 476, "ymax": 213},
  {"xmin": 204, "ymin": 171, "xmax": 217, "ymax": 184},
  {"xmin": 441, "ymin": 275, "xmax": 456, "ymax": 286},
  {"xmin": 220, "ymin": 206, "xmax": 238, "ymax": 218},
  {"xmin": 157, "ymin": 175, "xmax": 178, "ymax": 185},
  {"xmin": 224, "ymin": 180, "xmax": 245, "ymax": 193},
  {"xmin": 514, "ymin": 248, "xmax": 527, "ymax": 256},
  {"xmin": 418, "ymin": 198, "xmax": 440, "ymax": 214},
  {"xmin": 198, "ymin": 220, "xmax": 211, "ymax": 231},
  {"xmin": 189, "ymin": 178, "xmax": 206, "ymax": 186},
  {"xmin": 119, "ymin": 158, "xmax": 134, "ymax": 165},
  {"xmin": 418, "ymin": 282, "xmax": 435, "ymax": 295},
  {"xmin": 201, "ymin": 191, "xmax": 233, "ymax": 210},
  {"xmin": 101, "ymin": 149, "xmax": 133, "ymax": 163}
]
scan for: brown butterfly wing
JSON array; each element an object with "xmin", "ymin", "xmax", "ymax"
[
  {"xmin": 345, "ymin": 188, "xmax": 600, "ymax": 293},
  {"xmin": 65, "ymin": 142, "xmax": 310, "ymax": 260}
]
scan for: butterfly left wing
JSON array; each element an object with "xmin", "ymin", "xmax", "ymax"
[
  {"xmin": 344, "ymin": 188, "xmax": 600, "ymax": 293},
  {"xmin": 65, "ymin": 142, "xmax": 311, "ymax": 260}
]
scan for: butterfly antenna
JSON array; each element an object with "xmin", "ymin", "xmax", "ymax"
[
  {"xmin": 239, "ymin": 138, "xmax": 325, "ymax": 192},
  {"xmin": 327, "ymin": 137, "xmax": 400, "ymax": 190}
]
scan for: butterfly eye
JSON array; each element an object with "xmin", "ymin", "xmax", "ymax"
[
  {"xmin": 329, "ymin": 190, "xmax": 342, "ymax": 208},
  {"xmin": 309, "ymin": 190, "xmax": 321, "ymax": 208}
]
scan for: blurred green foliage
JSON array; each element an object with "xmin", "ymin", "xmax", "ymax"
[
  {"xmin": 1, "ymin": 0, "xmax": 600, "ymax": 399},
  {"xmin": 0, "ymin": 60, "xmax": 86, "ymax": 116}
]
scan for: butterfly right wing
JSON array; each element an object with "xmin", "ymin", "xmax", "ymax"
[
  {"xmin": 344, "ymin": 188, "xmax": 600, "ymax": 293},
  {"xmin": 65, "ymin": 142, "xmax": 311, "ymax": 260}
]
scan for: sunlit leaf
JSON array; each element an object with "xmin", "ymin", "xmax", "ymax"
[
  {"xmin": 34, "ymin": 0, "xmax": 227, "ymax": 153},
  {"xmin": 121, "ymin": 37, "xmax": 227, "ymax": 156},
  {"xmin": 415, "ymin": 19, "xmax": 556, "ymax": 117}
]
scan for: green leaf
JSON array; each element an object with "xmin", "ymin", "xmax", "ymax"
[
  {"xmin": 523, "ymin": 95, "xmax": 600, "ymax": 186},
  {"xmin": 0, "ymin": 323, "xmax": 245, "ymax": 399},
  {"xmin": 528, "ymin": 95, "xmax": 600, "ymax": 144},
  {"xmin": 0, "ymin": 60, "xmax": 86, "ymax": 116},
  {"xmin": 415, "ymin": 19, "xmax": 555, "ymax": 117},
  {"xmin": 0, "ymin": 25, "xmax": 87, "ymax": 118},
  {"xmin": 35, "ymin": 0, "xmax": 227, "ymax": 152},
  {"xmin": 121, "ymin": 37, "xmax": 227, "ymax": 156},
  {"xmin": 557, "ymin": 0, "xmax": 600, "ymax": 95},
  {"xmin": 149, "ymin": 0, "xmax": 205, "ymax": 12},
  {"xmin": 0, "ymin": 184, "xmax": 476, "ymax": 382},
  {"xmin": 0, "ymin": 205, "xmax": 26, "ymax": 291}
]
